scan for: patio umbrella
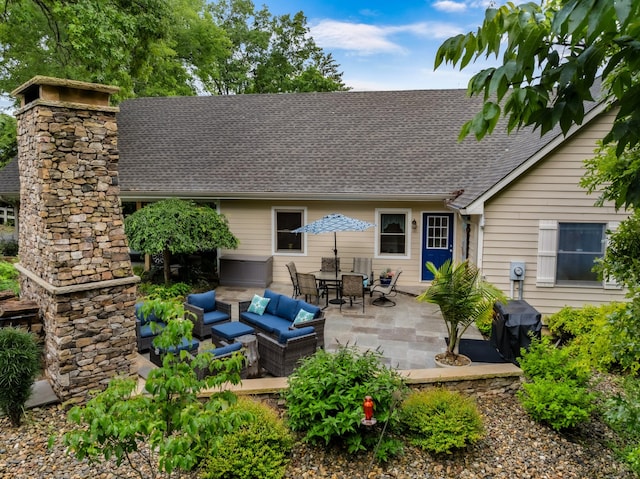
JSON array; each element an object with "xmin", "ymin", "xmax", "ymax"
[{"xmin": 292, "ymin": 213, "xmax": 375, "ymax": 278}]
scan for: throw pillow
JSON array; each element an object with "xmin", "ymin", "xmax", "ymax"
[
  {"xmin": 293, "ymin": 309, "xmax": 315, "ymax": 326},
  {"xmin": 247, "ymin": 294, "xmax": 270, "ymax": 315}
]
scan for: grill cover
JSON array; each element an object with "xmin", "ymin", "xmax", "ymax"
[{"xmin": 490, "ymin": 300, "xmax": 542, "ymax": 364}]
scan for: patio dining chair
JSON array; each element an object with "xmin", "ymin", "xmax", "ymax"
[
  {"xmin": 352, "ymin": 257, "xmax": 373, "ymax": 292},
  {"xmin": 340, "ymin": 274, "xmax": 365, "ymax": 312},
  {"xmin": 297, "ymin": 272, "xmax": 324, "ymax": 305},
  {"xmin": 370, "ymin": 269, "xmax": 403, "ymax": 307},
  {"xmin": 286, "ymin": 262, "xmax": 300, "ymax": 298}
]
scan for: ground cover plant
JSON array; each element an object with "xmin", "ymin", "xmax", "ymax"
[
  {"xmin": 399, "ymin": 388, "xmax": 484, "ymax": 454},
  {"xmin": 283, "ymin": 344, "xmax": 407, "ymax": 462},
  {"xmin": 0, "ymin": 258, "xmax": 19, "ymax": 295}
]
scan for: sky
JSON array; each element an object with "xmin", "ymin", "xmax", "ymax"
[{"xmin": 261, "ymin": 0, "xmax": 503, "ymax": 91}]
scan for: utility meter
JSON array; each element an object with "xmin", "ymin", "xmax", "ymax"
[{"xmin": 510, "ymin": 261, "xmax": 526, "ymax": 280}]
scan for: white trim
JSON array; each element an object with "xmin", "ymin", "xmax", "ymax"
[
  {"xmin": 603, "ymin": 221, "xmax": 621, "ymax": 289},
  {"xmin": 271, "ymin": 207, "xmax": 307, "ymax": 256},
  {"xmin": 374, "ymin": 207, "xmax": 412, "ymax": 260}
]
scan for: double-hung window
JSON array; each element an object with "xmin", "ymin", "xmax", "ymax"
[
  {"xmin": 537, "ymin": 220, "xmax": 615, "ymax": 287},
  {"xmin": 376, "ymin": 209, "xmax": 410, "ymax": 257},
  {"xmin": 274, "ymin": 208, "xmax": 304, "ymax": 253}
]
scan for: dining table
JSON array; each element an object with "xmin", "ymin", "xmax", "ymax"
[{"xmin": 310, "ymin": 271, "xmax": 368, "ymax": 308}]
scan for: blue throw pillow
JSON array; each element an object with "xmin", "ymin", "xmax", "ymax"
[
  {"xmin": 263, "ymin": 289, "xmax": 280, "ymax": 315},
  {"xmin": 188, "ymin": 290, "xmax": 216, "ymax": 312},
  {"xmin": 297, "ymin": 301, "xmax": 321, "ymax": 319},
  {"xmin": 293, "ymin": 309, "xmax": 315, "ymax": 326},
  {"xmin": 276, "ymin": 295, "xmax": 299, "ymax": 322},
  {"xmin": 248, "ymin": 294, "xmax": 270, "ymax": 315}
]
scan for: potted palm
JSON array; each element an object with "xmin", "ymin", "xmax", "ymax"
[{"xmin": 417, "ymin": 260, "xmax": 506, "ymax": 367}]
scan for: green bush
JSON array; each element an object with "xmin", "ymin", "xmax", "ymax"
[
  {"xmin": 137, "ymin": 281, "xmax": 191, "ymax": 300},
  {"xmin": 0, "ymin": 238, "xmax": 18, "ymax": 256},
  {"xmin": 0, "ymin": 259, "xmax": 19, "ymax": 295},
  {"xmin": 0, "ymin": 327, "xmax": 40, "ymax": 426},
  {"xmin": 546, "ymin": 303, "xmax": 625, "ymax": 372},
  {"xmin": 399, "ymin": 388, "xmax": 484, "ymax": 454},
  {"xmin": 201, "ymin": 397, "xmax": 293, "ymax": 479},
  {"xmin": 517, "ymin": 337, "xmax": 595, "ymax": 430},
  {"xmin": 518, "ymin": 378, "xmax": 596, "ymax": 431},
  {"xmin": 603, "ymin": 376, "xmax": 640, "ymax": 475},
  {"xmin": 283, "ymin": 344, "xmax": 407, "ymax": 461},
  {"xmin": 64, "ymin": 302, "xmax": 246, "ymax": 477}
]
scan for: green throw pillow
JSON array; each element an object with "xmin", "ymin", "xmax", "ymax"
[
  {"xmin": 293, "ymin": 308, "xmax": 315, "ymax": 325},
  {"xmin": 248, "ymin": 294, "xmax": 270, "ymax": 315}
]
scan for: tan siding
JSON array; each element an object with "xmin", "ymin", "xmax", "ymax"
[
  {"xmin": 218, "ymin": 200, "xmax": 449, "ymax": 289},
  {"xmin": 480, "ymin": 111, "xmax": 629, "ymax": 317}
]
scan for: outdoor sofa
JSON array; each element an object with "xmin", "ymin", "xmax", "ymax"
[{"xmin": 238, "ymin": 289, "xmax": 326, "ymax": 348}]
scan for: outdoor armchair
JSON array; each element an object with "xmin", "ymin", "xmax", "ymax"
[
  {"xmin": 340, "ymin": 274, "xmax": 366, "ymax": 312},
  {"xmin": 256, "ymin": 328, "xmax": 317, "ymax": 377},
  {"xmin": 184, "ymin": 290, "xmax": 232, "ymax": 339},
  {"xmin": 370, "ymin": 269, "xmax": 403, "ymax": 307},
  {"xmin": 135, "ymin": 302, "xmax": 167, "ymax": 353}
]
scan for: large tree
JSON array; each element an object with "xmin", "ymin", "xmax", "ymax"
[
  {"xmin": 124, "ymin": 199, "xmax": 239, "ymax": 285},
  {"xmin": 435, "ymin": 0, "xmax": 640, "ymax": 209},
  {"xmin": 434, "ymin": 0, "xmax": 640, "ymax": 369}
]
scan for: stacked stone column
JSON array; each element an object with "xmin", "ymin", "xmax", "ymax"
[{"xmin": 12, "ymin": 77, "xmax": 139, "ymax": 404}]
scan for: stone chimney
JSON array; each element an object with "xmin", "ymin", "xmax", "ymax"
[{"xmin": 11, "ymin": 76, "xmax": 139, "ymax": 404}]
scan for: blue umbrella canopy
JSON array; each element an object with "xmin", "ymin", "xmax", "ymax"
[{"xmin": 293, "ymin": 214, "xmax": 375, "ymax": 276}]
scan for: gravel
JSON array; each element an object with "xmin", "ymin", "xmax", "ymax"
[{"xmin": 1, "ymin": 391, "xmax": 636, "ymax": 479}]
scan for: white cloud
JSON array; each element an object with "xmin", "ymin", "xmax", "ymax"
[
  {"xmin": 310, "ymin": 20, "xmax": 463, "ymax": 55},
  {"xmin": 432, "ymin": 1, "xmax": 467, "ymax": 13}
]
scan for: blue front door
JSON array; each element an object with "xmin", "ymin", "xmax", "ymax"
[{"xmin": 421, "ymin": 213, "xmax": 454, "ymax": 281}]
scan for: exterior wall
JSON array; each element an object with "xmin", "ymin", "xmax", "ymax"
[
  {"xmin": 479, "ymin": 111, "xmax": 629, "ymax": 318},
  {"xmin": 218, "ymin": 200, "xmax": 457, "ymax": 290}
]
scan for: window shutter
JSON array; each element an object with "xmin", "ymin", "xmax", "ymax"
[
  {"xmin": 603, "ymin": 221, "xmax": 621, "ymax": 289},
  {"xmin": 536, "ymin": 220, "xmax": 557, "ymax": 287}
]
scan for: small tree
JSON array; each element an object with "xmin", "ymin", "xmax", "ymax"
[
  {"xmin": 0, "ymin": 327, "xmax": 40, "ymax": 426},
  {"xmin": 417, "ymin": 260, "xmax": 506, "ymax": 364},
  {"xmin": 125, "ymin": 199, "xmax": 239, "ymax": 284}
]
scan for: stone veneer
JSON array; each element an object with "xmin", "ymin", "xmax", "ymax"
[{"xmin": 12, "ymin": 77, "xmax": 139, "ymax": 404}]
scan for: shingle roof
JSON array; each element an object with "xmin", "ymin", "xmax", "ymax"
[{"xmin": 0, "ymin": 89, "xmax": 579, "ymax": 207}]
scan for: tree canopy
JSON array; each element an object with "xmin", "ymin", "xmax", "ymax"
[
  {"xmin": 434, "ymin": 0, "xmax": 640, "ymax": 209},
  {"xmin": 0, "ymin": 0, "xmax": 346, "ymax": 103},
  {"xmin": 124, "ymin": 199, "xmax": 239, "ymax": 284}
]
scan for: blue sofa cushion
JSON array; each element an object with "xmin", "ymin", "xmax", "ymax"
[
  {"xmin": 203, "ymin": 341, "xmax": 243, "ymax": 357},
  {"xmin": 263, "ymin": 289, "xmax": 281, "ymax": 315},
  {"xmin": 187, "ymin": 290, "xmax": 216, "ymax": 313},
  {"xmin": 157, "ymin": 337, "xmax": 199, "ymax": 354},
  {"xmin": 202, "ymin": 310, "xmax": 230, "ymax": 325},
  {"xmin": 276, "ymin": 295, "xmax": 299, "ymax": 322},
  {"xmin": 278, "ymin": 326, "xmax": 315, "ymax": 344},
  {"xmin": 296, "ymin": 301, "xmax": 321, "ymax": 319},
  {"xmin": 139, "ymin": 321, "xmax": 166, "ymax": 338},
  {"xmin": 241, "ymin": 312, "xmax": 291, "ymax": 334}
]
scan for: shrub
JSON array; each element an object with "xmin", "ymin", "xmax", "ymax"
[
  {"xmin": 517, "ymin": 337, "xmax": 595, "ymax": 430},
  {"xmin": 546, "ymin": 303, "xmax": 625, "ymax": 372},
  {"xmin": 201, "ymin": 397, "xmax": 293, "ymax": 479},
  {"xmin": 0, "ymin": 259, "xmax": 19, "ymax": 295},
  {"xmin": 602, "ymin": 376, "xmax": 640, "ymax": 475},
  {"xmin": 283, "ymin": 344, "xmax": 407, "ymax": 461},
  {"xmin": 137, "ymin": 281, "xmax": 191, "ymax": 300},
  {"xmin": 399, "ymin": 388, "xmax": 484, "ymax": 454},
  {"xmin": 0, "ymin": 238, "xmax": 18, "ymax": 256},
  {"xmin": 518, "ymin": 378, "xmax": 596, "ymax": 431},
  {"xmin": 0, "ymin": 327, "xmax": 40, "ymax": 426},
  {"xmin": 64, "ymin": 302, "xmax": 246, "ymax": 478}
]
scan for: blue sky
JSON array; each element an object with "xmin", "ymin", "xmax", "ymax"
[{"xmin": 261, "ymin": 0, "xmax": 504, "ymax": 91}]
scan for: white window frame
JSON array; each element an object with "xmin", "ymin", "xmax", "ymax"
[
  {"xmin": 272, "ymin": 207, "xmax": 307, "ymax": 256},
  {"xmin": 536, "ymin": 219, "xmax": 616, "ymax": 288},
  {"xmin": 374, "ymin": 208, "xmax": 411, "ymax": 260}
]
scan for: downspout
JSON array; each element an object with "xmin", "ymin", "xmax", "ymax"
[{"xmin": 477, "ymin": 214, "xmax": 485, "ymax": 272}]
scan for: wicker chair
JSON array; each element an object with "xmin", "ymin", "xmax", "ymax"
[
  {"xmin": 257, "ymin": 329, "xmax": 317, "ymax": 376},
  {"xmin": 183, "ymin": 290, "xmax": 232, "ymax": 339},
  {"xmin": 340, "ymin": 274, "xmax": 365, "ymax": 312},
  {"xmin": 370, "ymin": 269, "xmax": 403, "ymax": 307},
  {"xmin": 297, "ymin": 272, "xmax": 323, "ymax": 305},
  {"xmin": 286, "ymin": 262, "xmax": 300, "ymax": 298},
  {"xmin": 195, "ymin": 342, "xmax": 248, "ymax": 380},
  {"xmin": 135, "ymin": 302, "xmax": 166, "ymax": 353}
]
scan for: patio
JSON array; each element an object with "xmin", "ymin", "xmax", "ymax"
[{"xmin": 185, "ymin": 281, "xmax": 486, "ymax": 371}]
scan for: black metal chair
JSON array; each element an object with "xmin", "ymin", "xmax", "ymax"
[{"xmin": 370, "ymin": 269, "xmax": 403, "ymax": 307}]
